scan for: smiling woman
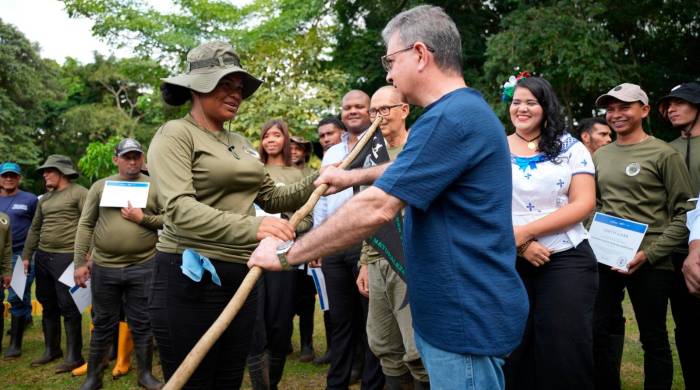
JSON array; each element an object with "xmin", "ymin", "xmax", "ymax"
[{"xmin": 146, "ymin": 41, "xmax": 319, "ymax": 389}]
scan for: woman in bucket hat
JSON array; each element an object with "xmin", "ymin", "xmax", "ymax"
[
  {"xmin": 147, "ymin": 41, "xmax": 318, "ymax": 389},
  {"xmin": 657, "ymin": 82, "xmax": 700, "ymax": 389},
  {"xmin": 22, "ymin": 155, "xmax": 88, "ymax": 374}
]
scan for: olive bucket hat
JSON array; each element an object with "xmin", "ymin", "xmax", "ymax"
[
  {"xmin": 36, "ymin": 154, "xmax": 79, "ymax": 179},
  {"xmin": 161, "ymin": 41, "xmax": 263, "ymax": 106}
]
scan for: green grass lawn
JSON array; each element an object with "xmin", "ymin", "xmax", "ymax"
[{"xmin": 0, "ymin": 296, "xmax": 685, "ymax": 389}]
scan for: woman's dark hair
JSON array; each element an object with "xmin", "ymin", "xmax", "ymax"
[
  {"xmin": 259, "ymin": 119, "xmax": 292, "ymax": 166},
  {"xmin": 160, "ymin": 83, "xmax": 192, "ymax": 106},
  {"xmin": 317, "ymin": 116, "xmax": 347, "ymax": 132},
  {"xmin": 514, "ymin": 77, "xmax": 566, "ymax": 162}
]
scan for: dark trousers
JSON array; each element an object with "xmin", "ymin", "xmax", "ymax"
[
  {"xmin": 35, "ymin": 250, "xmax": 82, "ymax": 324},
  {"xmin": 249, "ymin": 271, "xmax": 296, "ymax": 356},
  {"xmin": 322, "ymin": 245, "xmax": 384, "ymax": 390},
  {"xmin": 593, "ymin": 262, "xmax": 674, "ymax": 390},
  {"xmin": 505, "ymin": 241, "xmax": 598, "ymax": 390},
  {"xmin": 90, "ymin": 260, "xmax": 155, "ymax": 353},
  {"xmin": 593, "ymin": 264, "xmax": 626, "ymax": 390},
  {"xmin": 670, "ymin": 252, "xmax": 700, "ymax": 389},
  {"xmin": 293, "ymin": 268, "xmax": 316, "ymax": 349},
  {"xmin": 150, "ymin": 251, "xmax": 257, "ymax": 390}
]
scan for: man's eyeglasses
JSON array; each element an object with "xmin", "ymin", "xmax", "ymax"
[
  {"xmin": 369, "ymin": 104, "xmax": 404, "ymax": 118},
  {"xmin": 380, "ymin": 44, "xmax": 435, "ymax": 72}
]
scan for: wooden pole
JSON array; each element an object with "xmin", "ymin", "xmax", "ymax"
[{"xmin": 163, "ymin": 116, "xmax": 382, "ymax": 389}]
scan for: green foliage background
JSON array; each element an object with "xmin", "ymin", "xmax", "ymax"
[{"xmin": 1, "ymin": 0, "xmax": 698, "ymax": 191}]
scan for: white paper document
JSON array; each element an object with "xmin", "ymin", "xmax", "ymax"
[
  {"xmin": 10, "ymin": 255, "xmax": 27, "ymax": 301},
  {"xmin": 59, "ymin": 262, "xmax": 75, "ymax": 287},
  {"xmin": 69, "ymin": 281, "xmax": 92, "ymax": 314},
  {"xmin": 99, "ymin": 180, "xmax": 150, "ymax": 208},
  {"xmin": 588, "ymin": 212, "xmax": 648, "ymax": 271},
  {"xmin": 254, "ymin": 203, "xmax": 281, "ymax": 219},
  {"xmin": 308, "ymin": 267, "xmax": 329, "ymax": 311}
]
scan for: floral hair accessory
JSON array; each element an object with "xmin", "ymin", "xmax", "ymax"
[{"xmin": 501, "ymin": 71, "xmax": 531, "ymax": 103}]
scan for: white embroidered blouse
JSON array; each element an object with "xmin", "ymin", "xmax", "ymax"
[{"xmin": 511, "ymin": 134, "xmax": 595, "ymax": 253}]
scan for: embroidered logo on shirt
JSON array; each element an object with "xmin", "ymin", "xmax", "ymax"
[
  {"xmin": 244, "ymin": 146, "xmax": 260, "ymax": 159},
  {"xmin": 625, "ymin": 162, "xmax": 641, "ymax": 177},
  {"xmin": 11, "ymin": 204, "xmax": 28, "ymax": 211}
]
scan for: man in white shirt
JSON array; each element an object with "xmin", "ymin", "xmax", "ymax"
[
  {"xmin": 312, "ymin": 90, "xmax": 383, "ymax": 389},
  {"xmin": 684, "ymin": 201, "xmax": 700, "ymax": 297}
]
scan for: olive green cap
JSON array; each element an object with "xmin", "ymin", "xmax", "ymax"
[
  {"xmin": 36, "ymin": 154, "xmax": 79, "ymax": 179},
  {"xmin": 161, "ymin": 41, "xmax": 262, "ymax": 102}
]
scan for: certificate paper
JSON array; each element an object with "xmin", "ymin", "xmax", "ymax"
[
  {"xmin": 59, "ymin": 262, "xmax": 75, "ymax": 287},
  {"xmin": 308, "ymin": 267, "xmax": 329, "ymax": 311},
  {"xmin": 10, "ymin": 256, "xmax": 27, "ymax": 300},
  {"xmin": 99, "ymin": 181, "xmax": 150, "ymax": 208},
  {"xmin": 69, "ymin": 281, "xmax": 92, "ymax": 314},
  {"xmin": 588, "ymin": 212, "xmax": 648, "ymax": 271}
]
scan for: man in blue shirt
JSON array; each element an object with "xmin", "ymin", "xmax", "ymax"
[
  {"xmin": 250, "ymin": 5, "xmax": 528, "ymax": 389},
  {"xmin": 0, "ymin": 161, "xmax": 38, "ymax": 359}
]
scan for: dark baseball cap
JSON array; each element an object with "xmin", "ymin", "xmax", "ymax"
[
  {"xmin": 115, "ymin": 138, "xmax": 143, "ymax": 156},
  {"xmin": 658, "ymin": 82, "xmax": 700, "ymax": 114}
]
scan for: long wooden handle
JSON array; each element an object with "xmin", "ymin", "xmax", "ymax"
[{"xmin": 163, "ymin": 116, "xmax": 382, "ymax": 390}]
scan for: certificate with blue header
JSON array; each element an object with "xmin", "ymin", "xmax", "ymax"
[
  {"xmin": 588, "ymin": 212, "xmax": 648, "ymax": 271},
  {"xmin": 99, "ymin": 181, "xmax": 150, "ymax": 208}
]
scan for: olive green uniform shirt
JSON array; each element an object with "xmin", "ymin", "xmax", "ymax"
[
  {"xmin": 22, "ymin": 183, "xmax": 88, "ymax": 260},
  {"xmin": 147, "ymin": 115, "xmax": 317, "ymax": 264},
  {"xmin": 593, "ymin": 137, "xmax": 695, "ymax": 270},
  {"xmin": 669, "ymin": 135, "xmax": 700, "ymax": 194},
  {"xmin": 298, "ymin": 165, "xmax": 316, "ymax": 177},
  {"xmin": 360, "ymin": 144, "xmax": 404, "ymax": 265},
  {"xmin": 73, "ymin": 174, "xmax": 163, "ymax": 268},
  {"xmin": 265, "ymin": 165, "xmax": 313, "ymax": 234},
  {"xmin": 0, "ymin": 212, "xmax": 12, "ymax": 277}
]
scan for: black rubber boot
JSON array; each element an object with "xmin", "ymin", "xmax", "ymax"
[
  {"xmin": 79, "ymin": 342, "xmax": 111, "ymax": 390},
  {"xmin": 413, "ymin": 378, "xmax": 430, "ymax": 390},
  {"xmin": 247, "ymin": 353, "xmax": 270, "ymax": 390},
  {"xmin": 135, "ymin": 343, "xmax": 163, "ymax": 390},
  {"xmin": 385, "ymin": 372, "xmax": 413, "ymax": 390},
  {"xmin": 298, "ymin": 343, "xmax": 314, "ymax": 363},
  {"xmin": 4, "ymin": 315, "xmax": 27, "ymax": 359},
  {"xmin": 55, "ymin": 318, "xmax": 85, "ymax": 374},
  {"xmin": 31, "ymin": 317, "xmax": 63, "ymax": 366},
  {"xmin": 268, "ymin": 351, "xmax": 287, "ymax": 390}
]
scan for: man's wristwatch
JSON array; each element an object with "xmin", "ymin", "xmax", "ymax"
[{"xmin": 276, "ymin": 240, "xmax": 294, "ymax": 271}]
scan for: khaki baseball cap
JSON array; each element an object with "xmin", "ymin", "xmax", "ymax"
[{"xmin": 595, "ymin": 83, "xmax": 649, "ymax": 107}]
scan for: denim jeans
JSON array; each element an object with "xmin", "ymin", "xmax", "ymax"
[
  {"xmin": 7, "ymin": 251, "xmax": 34, "ymax": 318},
  {"xmin": 414, "ymin": 332, "xmax": 505, "ymax": 390}
]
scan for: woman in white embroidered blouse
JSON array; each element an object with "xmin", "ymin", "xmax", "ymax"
[{"xmin": 503, "ymin": 76, "xmax": 598, "ymax": 389}]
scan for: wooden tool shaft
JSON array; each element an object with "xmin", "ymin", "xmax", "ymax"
[{"xmin": 163, "ymin": 116, "xmax": 382, "ymax": 389}]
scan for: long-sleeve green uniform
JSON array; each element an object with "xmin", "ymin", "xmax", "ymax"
[
  {"xmin": 73, "ymin": 173, "xmax": 163, "ymax": 268},
  {"xmin": 22, "ymin": 183, "xmax": 87, "ymax": 260},
  {"xmin": 593, "ymin": 137, "xmax": 695, "ymax": 269},
  {"xmin": 265, "ymin": 165, "xmax": 313, "ymax": 234},
  {"xmin": 147, "ymin": 114, "xmax": 318, "ymax": 264},
  {"xmin": 669, "ymin": 135, "xmax": 700, "ymax": 194},
  {"xmin": 0, "ymin": 212, "xmax": 12, "ymax": 277}
]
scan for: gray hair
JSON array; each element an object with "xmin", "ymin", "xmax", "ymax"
[{"xmin": 381, "ymin": 5, "xmax": 463, "ymax": 75}]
